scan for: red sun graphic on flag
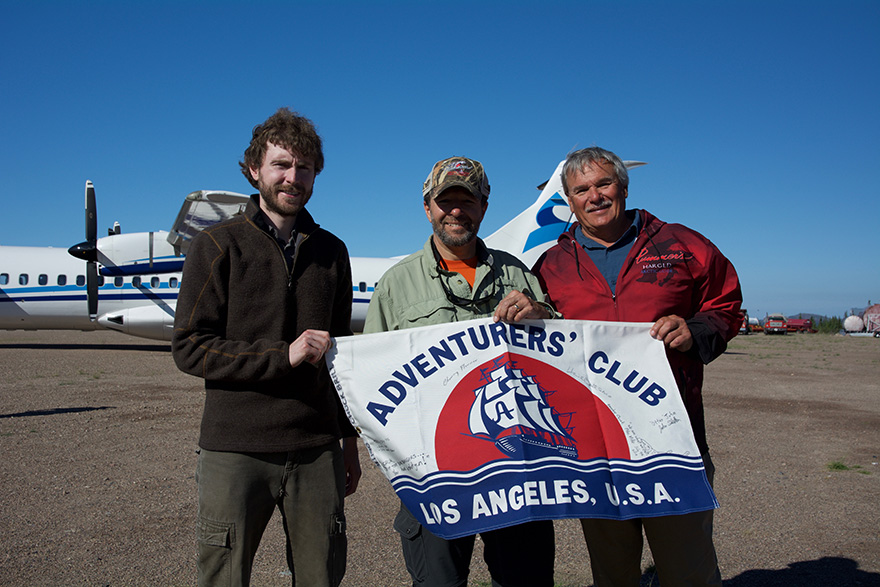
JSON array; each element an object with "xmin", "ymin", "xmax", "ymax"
[{"xmin": 435, "ymin": 353, "xmax": 629, "ymax": 472}]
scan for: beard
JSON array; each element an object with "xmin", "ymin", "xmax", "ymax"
[
  {"xmin": 258, "ymin": 181, "xmax": 313, "ymax": 218},
  {"xmin": 431, "ymin": 216, "xmax": 480, "ymax": 248}
]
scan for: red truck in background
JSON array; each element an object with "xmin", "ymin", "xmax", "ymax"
[
  {"xmin": 763, "ymin": 313, "xmax": 788, "ymax": 335},
  {"xmin": 787, "ymin": 318, "xmax": 815, "ymax": 333},
  {"xmin": 739, "ymin": 310, "xmax": 751, "ymax": 334}
]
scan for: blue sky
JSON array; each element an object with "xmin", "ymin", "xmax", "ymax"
[{"xmin": 1, "ymin": 0, "xmax": 878, "ymax": 318}]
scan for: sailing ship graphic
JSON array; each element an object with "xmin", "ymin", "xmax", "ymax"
[{"xmin": 467, "ymin": 358, "xmax": 578, "ymax": 459}]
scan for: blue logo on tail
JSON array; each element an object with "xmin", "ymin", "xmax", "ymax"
[{"xmin": 522, "ymin": 196, "xmax": 571, "ymax": 253}]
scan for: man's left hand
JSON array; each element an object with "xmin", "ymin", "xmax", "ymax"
[
  {"xmin": 650, "ymin": 315, "xmax": 693, "ymax": 352},
  {"xmin": 493, "ymin": 290, "xmax": 551, "ymax": 323}
]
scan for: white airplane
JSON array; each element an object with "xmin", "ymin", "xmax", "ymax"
[{"xmin": 0, "ymin": 160, "xmax": 645, "ymax": 341}]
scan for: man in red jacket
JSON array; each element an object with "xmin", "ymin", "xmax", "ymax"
[{"xmin": 533, "ymin": 147, "xmax": 742, "ymax": 587}]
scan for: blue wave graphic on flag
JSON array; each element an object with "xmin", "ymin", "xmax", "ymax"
[{"xmin": 391, "ymin": 454, "xmax": 706, "ymax": 491}]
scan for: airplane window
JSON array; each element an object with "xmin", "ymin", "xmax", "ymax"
[
  {"xmin": 114, "ymin": 276, "xmax": 124, "ymax": 287},
  {"xmin": 98, "ymin": 276, "xmax": 105, "ymax": 287},
  {"xmin": 39, "ymin": 274, "xmax": 48, "ymax": 286},
  {"xmin": 57, "ymin": 275, "xmax": 67, "ymax": 286},
  {"xmin": 358, "ymin": 282, "xmax": 367, "ymax": 292},
  {"xmin": 76, "ymin": 275, "xmax": 85, "ymax": 286},
  {"xmin": 169, "ymin": 277, "xmax": 179, "ymax": 288},
  {"xmin": 132, "ymin": 276, "xmax": 142, "ymax": 287},
  {"xmin": 0, "ymin": 273, "xmax": 8, "ymax": 285},
  {"xmin": 19, "ymin": 274, "xmax": 28, "ymax": 285},
  {"xmin": 151, "ymin": 277, "xmax": 160, "ymax": 288}
]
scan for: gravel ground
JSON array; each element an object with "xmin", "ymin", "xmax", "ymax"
[{"xmin": 0, "ymin": 330, "xmax": 878, "ymax": 586}]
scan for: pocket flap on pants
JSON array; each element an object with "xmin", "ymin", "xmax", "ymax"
[
  {"xmin": 393, "ymin": 507, "xmax": 422, "ymax": 540},
  {"xmin": 198, "ymin": 517, "xmax": 232, "ymax": 548}
]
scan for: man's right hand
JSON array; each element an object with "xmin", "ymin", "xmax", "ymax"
[
  {"xmin": 288, "ymin": 329, "xmax": 332, "ymax": 367},
  {"xmin": 493, "ymin": 290, "xmax": 552, "ymax": 323},
  {"xmin": 650, "ymin": 315, "xmax": 693, "ymax": 352}
]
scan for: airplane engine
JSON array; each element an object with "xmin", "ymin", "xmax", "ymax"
[{"xmin": 97, "ymin": 305, "xmax": 176, "ymax": 341}]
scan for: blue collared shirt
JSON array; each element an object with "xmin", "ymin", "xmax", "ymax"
[{"xmin": 574, "ymin": 211, "xmax": 641, "ymax": 295}]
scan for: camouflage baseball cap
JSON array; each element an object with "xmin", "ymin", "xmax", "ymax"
[{"xmin": 422, "ymin": 157, "xmax": 490, "ymax": 201}]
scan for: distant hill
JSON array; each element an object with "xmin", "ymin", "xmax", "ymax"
[
  {"xmin": 787, "ymin": 312, "xmax": 828, "ymax": 322},
  {"xmin": 787, "ymin": 307, "xmax": 873, "ymax": 321}
]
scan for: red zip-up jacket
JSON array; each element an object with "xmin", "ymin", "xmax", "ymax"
[{"xmin": 533, "ymin": 209, "xmax": 742, "ymax": 454}]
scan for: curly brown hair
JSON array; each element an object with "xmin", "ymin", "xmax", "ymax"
[{"xmin": 239, "ymin": 108, "xmax": 324, "ymax": 189}]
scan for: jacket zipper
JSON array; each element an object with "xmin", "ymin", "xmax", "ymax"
[
  {"xmin": 288, "ymin": 232, "xmax": 309, "ymax": 289},
  {"xmin": 258, "ymin": 225, "xmax": 305, "ymax": 290}
]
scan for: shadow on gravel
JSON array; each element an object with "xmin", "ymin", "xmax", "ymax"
[
  {"xmin": 0, "ymin": 406, "xmax": 113, "ymax": 419},
  {"xmin": 626, "ymin": 557, "xmax": 880, "ymax": 587},
  {"xmin": 721, "ymin": 556, "xmax": 880, "ymax": 586},
  {"xmin": 0, "ymin": 343, "xmax": 170, "ymax": 352}
]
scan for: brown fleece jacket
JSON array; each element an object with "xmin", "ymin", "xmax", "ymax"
[{"xmin": 172, "ymin": 195, "xmax": 355, "ymax": 452}]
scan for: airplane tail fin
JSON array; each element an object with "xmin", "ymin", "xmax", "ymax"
[
  {"xmin": 483, "ymin": 160, "xmax": 646, "ymax": 269},
  {"xmin": 483, "ymin": 161, "xmax": 570, "ymax": 269}
]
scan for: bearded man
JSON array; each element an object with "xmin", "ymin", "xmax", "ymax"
[
  {"xmin": 364, "ymin": 156, "xmax": 556, "ymax": 587},
  {"xmin": 173, "ymin": 108, "xmax": 361, "ymax": 587}
]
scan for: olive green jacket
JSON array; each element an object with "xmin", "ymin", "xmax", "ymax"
[{"xmin": 364, "ymin": 237, "xmax": 551, "ymax": 333}]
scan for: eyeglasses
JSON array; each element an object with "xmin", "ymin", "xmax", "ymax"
[
  {"xmin": 432, "ymin": 244, "xmax": 497, "ymax": 310},
  {"xmin": 437, "ymin": 266, "xmax": 497, "ymax": 309}
]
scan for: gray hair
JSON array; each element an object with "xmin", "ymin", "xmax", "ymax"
[{"xmin": 561, "ymin": 147, "xmax": 629, "ymax": 195}]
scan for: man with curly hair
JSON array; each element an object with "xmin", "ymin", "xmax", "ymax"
[{"xmin": 173, "ymin": 108, "xmax": 360, "ymax": 587}]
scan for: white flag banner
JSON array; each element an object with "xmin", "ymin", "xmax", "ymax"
[{"xmin": 326, "ymin": 318, "xmax": 716, "ymax": 540}]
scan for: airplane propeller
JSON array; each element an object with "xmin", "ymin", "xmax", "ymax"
[{"xmin": 67, "ymin": 180, "xmax": 99, "ymax": 320}]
